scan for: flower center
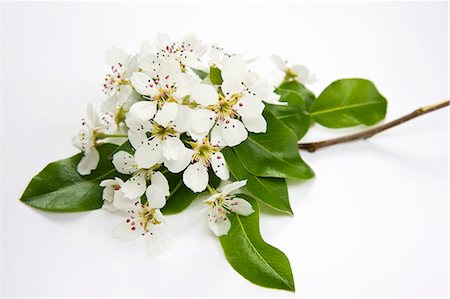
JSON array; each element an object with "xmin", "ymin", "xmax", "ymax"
[
  {"xmin": 137, "ymin": 205, "xmax": 161, "ymax": 232},
  {"xmin": 189, "ymin": 140, "xmax": 220, "ymax": 166},
  {"xmin": 285, "ymin": 68, "xmax": 298, "ymax": 79},
  {"xmin": 153, "ymin": 86, "xmax": 176, "ymax": 104},
  {"xmin": 102, "ymin": 62, "xmax": 128, "ymax": 95},
  {"xmin": 151, "ymin": 123, "xmax": 177, "ymax": 140},
  {"xmin": 206, "ymin": 195, "xmax": 238, "ymax": 223},
  {"xmin": 210, "ymin": 94, "xmax": 242, "ymax": 119}
]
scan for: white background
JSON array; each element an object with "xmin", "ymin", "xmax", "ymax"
[{"xmin": 1, "ymin": 1, "xmax": 449, "ymax": 298}]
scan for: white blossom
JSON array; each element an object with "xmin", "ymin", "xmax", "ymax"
[
  {"xmin": 72, "ymin": 104, "xmax": 114, "ymax": 175},
  {"xmin": 188, "ymin": 56, "xmax": 271, "ymax": 147},
  {"xmin": 99, "ymin": 177, "xmax": 140, "ymax": 212},
  {"xmin": 112, "ymin": 171, "xmax": 170, "ymax": 256},
  {"xmin": 271, "ymin": 54, "xmax": 316, "ymax": 84},
  {"xmin": 153, "ymin": 33, "xmax": 207, "ymax": 70},
  {"xmin": 182, "ymin": 138, "xmax": 229, "ymax": 193},
  {"xmin": 102, "ymin": 47, "xmax": 137, "ymax": 96},
  {"xmin": 203, "ymin": 180, "xmax": 254, "ymax": 236}
]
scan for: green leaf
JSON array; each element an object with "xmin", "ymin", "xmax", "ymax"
[
  {"xmin": 278, "ymin": 81, "xmax": 315, "ymax": 109},
  {"xmin": 276, "ymin": 88, "xmax": 306, "ymax": 110},
  {"xmin": 309, "ymin": 78, "xmax": 387, "ymax": 128},
  {"xmin": 234, "ymin": 111, "xmax": 314, "ymax": 180},
  {"xmin": 162, "ymin": 169, "xmax": 220, "ymax": 215},
  {"xmin": 222, "ymin": 148, "xmax": 292, "ymax": 215},
  {"xmin": 220, "ymin": 195, "xmax": 295, "ymax": 292},
  {"xmin": 20, "ymin": 143, "xmax": 121, "ymax": 212},
  {"xmin": 109, "ymin": 140, "xmax": 133, "ymax": 157},
  {"xmin": 209, "ymin": 66, "xmax": 223, "ymax": 85},
  {"xmin": 265, "ymin": 104, "xmax": 310, "ymax": 140},
  {"xmin": 192, "ymin": 69, "xmax": 208, "ymax": 80}
]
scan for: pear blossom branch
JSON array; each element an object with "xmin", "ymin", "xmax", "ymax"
[{"xmin": 298, "ymin": 100, "xmax": 450, "ymax": 153}]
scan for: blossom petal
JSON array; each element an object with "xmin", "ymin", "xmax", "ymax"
[
  {"xmin": 210, "ymin": 152, "xmax": 230, "ymax": 180},
  {"xmin": 113, "ymin": 190, "xmax": 137, "ymax": 211},
  {"xmin": 100, "ymin": 179, "xmax": 116, "ymax": 211},
  {"xmin": 138, "ymin": 53, "xmax": 160, "ymax": 77},
  {"xmin": 127, "ymin": 129, "xmax": 149, "ymax": 150},
  {"xmin": 164, "ymin": 148, "xmax": 194, "ymax": 173},
  {"xmin": 291, "ymin": 64, "xmax": 309, "ymax": 78},
  {"xmin": 221, "ymin": 80, "xmax": 243, "ymax": 97},
  {"xmin": 208, "ymin": 214, "xmax": 231, "ymax": 236},
  {"xmin": 187, "ymin": 206, "xmax": 209, "ymax": 227},
  {"xmin": 221, "ymin": 55, "xmax": 246, "ymax": 84},
  {"xmin": 210, "ymin": 124, "xmax": 225, "ymax": 147},
  {"xmin": 171, "ymin": 105, "xmax": 192, "ymax": 133},
  {"xmin": 208, "ymin": 44, "xmax": 224, "ymax": 66},
  {"xmin": 151, "ymin": 171, "xmax": 170, "ymax": 196},
  {"xmin": 161, "ymin": 136, "xmax": 186, "ymax": 161},
  {"xmin": 99, "ymin": 179, "xmax": 116, "ymax": 188},
  {"xmin": 234, "ymin": 97, "xmax": 264, "ymax": 118},
  {"xmin": 121, "ymin": 172, "xmax": 147, "ymax": 199},
  {"xmin": 183, "ymin": 162, "xmax": 208, "ymax": 193},
  {"xmin": 101, "ymin": 95, "xmax": 119, "ymax": 114},
  {"xmin": 117, "ymin": 84, "xmax": 133, "ymax": 105},
  {"xmin": 130, "ymin": 72, "xmax": 158, "ymax": 96},
  {"xmin": 270, "ymin": 54, "xmax": 286, "ymax": 70},
  {"xmin": 135, "ymin": 138, "xmax": 163, "ymax": 169},
  {"xmin": 153, "ymin": 209, "xmax": 165, "ymax": 223},
  {"xmin": 154, "ymin": 33, "xmax": 172, "ymax": 52},
  {"xmin": 127, "ymin": 101, "xmax": 157, "ymax": 121},
  {"xmin": 241, "ymin": 115, "xmax": 267, "ymax": 133},
  {"xmin": 112, "ymin": 222, "xmax": 139, "ymax": 242},
  {"xmin": 102, "ymin": 201, "xmax": 118, "ymax": 213},
  {"xmin": 221, "ymin": 180, "xmax": 247, "ymax": 196},
  {"xmin": 77, "ymin": 148, "xmax": 100, "ymax": 175},
  {"xmin": 105, "ymin": 47, "xmax": 128, "ymax": 66},
  {"xmin": 86, "ymin": 103, "xmax": 100, "ymax": 128},
  {"xmin": 191, "ymin": 84, "xmax": 218, "ymax": 106},
  {"xmin": 154, "ymin": 102, "xmax": 178, "ymax": 127},
  {"xmin": 146, "ymin": 185, "xmax": 167, "ymax": 209},
  {"xmin": 229, "ymin": 197, "xmax": 254, "ymax": 216},
  {"xmin": 220, "ymin": 119, "xmax": 248, "ymax": 147},
  {"xmin": 112, "ymin": 151, "xmax": 138, "ymax": 174},
  {"xmin": 145, "ymin": 224, "xmax": 169, "ymax": 257},
  {"xmin": 188, "ymin": 109, "xmax": 216, "ymax": 140}
]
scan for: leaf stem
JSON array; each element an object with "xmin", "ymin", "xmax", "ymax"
[{"xmin": 298, "ymin": 100, "xmax": 450, "ymax": 153}]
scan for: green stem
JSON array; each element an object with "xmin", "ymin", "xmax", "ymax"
[
  {"xmin": 206, "ymin": 184, "xmax": 217, "ymax": 195},
  {"xmin": 279, "ymin": 74, "xmax": 291, "ymax": 86},
  {"xmin": 97, "ymin": 133, "xmax": 128, "ymax": 139}
]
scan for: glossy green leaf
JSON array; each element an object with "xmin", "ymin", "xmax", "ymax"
[
  {"xmin": 276, "ymin": 88, "xmax": 306, "ymax": 110},
  {"xmin": 209, "ymin": 66, "xmax": 223, "ymax": 85},
  {"xmin": 234, "ymin": 111, "xmax": 314, "ymax": 180},
  {"xmin": 310, "ymin": 78, "xmax": 387, "ymax": 128},
  {"xmin": 278, "ymin": 81, "xmax": 315, "ymax": 109},
  {"xmin": 162, "ymin": 169, "xmax": 221, "ymax": 215},
  {"xmin": 109, "ymin": 140, "xmax": 133, "ymax": 157},
  {"xmin": 220, "ymin": 195, "xmax": 295, "ymax": 292},
  {"xmin": 222, "ymin": 148, "xmax": 292, "ymax": 214},
  {"xmin": 20, "ymin": 143, "xmax": 121, "ymax": 212},
  {"xmin": 265, "ymin": 104, "xmax": 310, "ymax": 140}
]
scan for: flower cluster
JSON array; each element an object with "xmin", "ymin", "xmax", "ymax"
[{"xmin": 72, "ymin": 33, "xmax": 284, "ymax": 255}]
